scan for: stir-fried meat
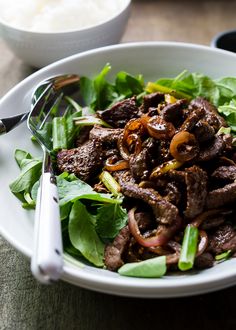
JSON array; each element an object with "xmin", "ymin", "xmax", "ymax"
[
  {"xmin": 56, "ymin": 90, "xmax": 236, "ymax": 273},
  {"xmin": 129, "ymin": 148, "xmax": 151, "ymax": 181},
  {"xmin": 179, "ymin": 107, "xmax": 205, "ymax": 132},
  {"xmin": 141, "ymin": 92, "xmax": 164, "ymax": 113},
  {"xmin": 208, "ymin": 224, "xmax": 236, "ymax": 254},
  {"xmin": 211, "ymin": 165, "xmax": 236, "ymax": 182},
  {"xmin": 190, "ymin": 97, "xmax": 227, "ymax": 130},
  {"xmin": 57, "ymin": 140, "xmax": 103, "ymax": 181},
  {"xmin": 197, "ymin": 135, "xmax": 226, "ymax": 162},
  {"xmin": 134, "ymin": 212, "xmax": 154, "ymax": 231},
  {"xmin": 194, "ymin": 252, "xmax": 214, "ymax": 269},
  {"xmin": 97, "ymin": 97, "xmax": 139, "ymax": 128},
  {"xmin": 200, "ymin": 215, "xmax": 225, "ymax": 230},
  {"xmin": 184, "ymin": 166, "xmax": 208, "ymax": 219},
  {"xmin": 161, "ymin": 99, "xmax": 187, "ymax": 125},
  {"xmin": 206, "ymin": 182, "xmax": 236, "ymax": 209},
  {"xmin": 76, "ymin": 126, "xmax": 92, "ymax": 147},
  {"xmin": 118, "ymin": 171, "xmax": 179, "ymax": 225},
  {"xmin": 104, "ymin": 226, "xmax": 130, "ymax": 271},
  {"xmin": 89, "ymin": 125, "xmax": 122, "ymax": 146},
  {"xmin": 163, "ymin": 182, "xmax": 181, "ymax": 205},
  {"xmin": 192, "ymin": 120, "xmax": 215, "ymax": 143}
]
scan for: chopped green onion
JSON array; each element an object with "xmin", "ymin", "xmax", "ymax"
[
  {"xmin": 52, "ymin": 116, "xmax": 68, "ymax": 151},
  {"xmin": 145, "ymin": 82, "xmax": 192, "ymax": 100},
  {"xmin": 217, "ymin": 127, "xmax": 231, "ymax": 135},
  {"xmin": 178, "ymin": 224, "xmax": 199, "ymax": 271},
  {"xmin": 118, "ymin": 256, "xmax": 166, "ymax": 278},
  {"xmin": 65, "ymin": 96, "xmax": 82, "ymax": 113},
  {"xmin": 215, "ymin": 250, "xmax": 231, "ymax": 261},
  {"xmin": 73, "ymin": 116, "xmax": 112, "ymax": 128},
  {"xmin": 24, "ymin": 192, "xmax": 36, "ymax": 207},
  {"xmin": 99, "ymin": 171, "xmax": 121, "ymax": 197}
]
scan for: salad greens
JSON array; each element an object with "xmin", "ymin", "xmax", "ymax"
[
  {"xmin": 147, "ymin": 69, "xmax": 236, "ymax": 135},
  {"xmin": 9, "ymin": 65, "xmax": 236, "ymax": 277},
  {"xmin": 118, "ymin": 256, "xmax": 166, "ymax": 278}
]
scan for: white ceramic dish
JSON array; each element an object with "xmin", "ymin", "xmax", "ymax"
[
  {"xmin": 0, "ymin": 42, "xmax": 236, "ymax": 298},
  {"xmin": 0, "ymin": 0, "xmax": 131, "ymax": 68}
]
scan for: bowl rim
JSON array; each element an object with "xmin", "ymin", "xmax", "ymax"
[
  {"xmin": 0, "ymin": 0, "xmax": 131, "ymax": 35},
  {"xmin": 1, "ymin": 41, "xmax": 236, "ymax": 297}
]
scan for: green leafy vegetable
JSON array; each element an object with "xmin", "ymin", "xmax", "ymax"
[
  {"xmin": 118, "ymin": 256, "xmax": 166, "ymax": 278},
  {"xmin": 96, "ymin": 204, "xmax": 128, "ymax": 240},
  {"xmin": 115, "ymin": 71, "xmax": 144, "ymax": 98},
  {"xmin": 151, "ymin": 70, "xmax": 236, "ymax": 135},
  {"xmin": 9, "ymin": 152, "xmax": 42, "ymax": 195},
  {"xmin": 57, "ymin": 172, "xmax": 122, "ymax": 207},
  {"xmin": 68, "ymin": 200, "xmax": 104, "ymax": 266}
]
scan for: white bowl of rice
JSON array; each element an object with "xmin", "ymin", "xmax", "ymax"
[{"xmin": 0, "ymin": 0, "xmax": 131, "ymax": 68}]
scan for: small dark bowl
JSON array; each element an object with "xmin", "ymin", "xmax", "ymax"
[{"xmin": 211, "ymin": 29, "xmax": 236, "ymax": 53}]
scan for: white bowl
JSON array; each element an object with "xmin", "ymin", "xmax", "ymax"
[
  {"xmin": 0, "ymin": 42, "xmax": 236, "ymax": 298},
  {"xmin": 0, "ymin": 0, "xmax": 131, "ymax": 68}
]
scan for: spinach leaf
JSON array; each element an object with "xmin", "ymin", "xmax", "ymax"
[
  {"xmin": 68, "ymin": 200, "xmax": 104, "ymax": 266},
  {"xmin": 96, "ymin": 204, "xmax": 128, "ymax": 240},
  {"xmin": 57, "ymin": 172, "xmax": 122, "ymax": 207},
  {"xmin": 118, "ymin": 256, "xmax": 167, "ymax": 278},
  {"xmin": 14, "ymin": 149, "xmax": 33, "ymax": 168},
  {"xmin": 9, "ymin": 155, "xmax": 42, "ymax": 194},
  {"xmin": 154, "ymin": 70, "xmax": 236, "ymax": 135},
  {"xmin": 115, "ymin": 71, "xmax": 144, "ymax": 98}
]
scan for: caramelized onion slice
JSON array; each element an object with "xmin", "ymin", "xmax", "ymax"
[
  {"xmin": 128, "ymin": 207, "xmax": 168, "ymax": 247},
  {"xmin": 147, "ymin": 115, "xmax": 175, "ymax": 140},
  {"xmin": 105, "ymin": 157, "xmax": 129, "ymax": 172},
  {"xmin": 170, "ymin": 131, "xmax": 199, "ymax": 162},
  {"xmin": 196, "ymin": 230, "xmax": 208, "ymax": 257},
  {"xmin": 149, "ymin": 240, "xmax": 181, "ymax": 265}
]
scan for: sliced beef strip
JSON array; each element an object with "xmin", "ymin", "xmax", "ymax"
[
  {"xmin": 161, "ymin": 99, "xmax": 187, "ymax": 126},
  {"xmin": 104, "ymin": 226, "xmax": 131, "ymax": 271},
  {"xmin": 179, "ymin": 107, "xmax": 205, "ymax": 132},
  {"xmin": 57, "ymin": 140, "xmax": 103, "ymax": 182},
  {"xmin": 184, "ymin": 165, "xmax": 208, "ymax": 219},
  {"xmin": 197, "ymin": 134, "xmax": 225, "ymax": 162},
  {"xmin": 208, "ymin": 224, "xmax": 236, "ymax": 254},
  {"xmin": 200, "ymin": 216, "xmax": 225, "ymax": 230},
  {"xmin": 129, "ymin": 148, "xmax": 151, "ymax": 181},
  {"xmin": 194, "ymin": 252, "xmax": 214, "ymax": 269},
  {"xmin": 117, "ymin": 171, "xmax": 179, "ymax": 225},
  {"xmin": 134, "ymin": 212, "xmax": 154, "ymax": 231},
  {"xmin": 190, "ymin": 97, "xmax": 226, "ymax": 130},
  {"xmin": 211, "ymin": 165, "xmax": 236, "ymax": 182},
  {"xmin": 206, "ymin": 182, "xmax": 236, "ymax": 209},
  {"xmin": 89, "ymin": 125, "xmax": 122, "ymax": 146},
  {"xmin": 141, "ymin": 92, "xmax": 165, "ymax": 113},
  {"xmin": 192, "ymin": 120, "xmax": 215, "ymax": 143},
  {"xmin": 163, "ymin": 182, "xmax": 181, "ymax": 206},
  {"xmin": 75, "ymin": 126, "xmax": 92, "ymax": 147},
  {"xmin": 97, "ymin": 97, "xmax": 139, "ymax": 128}
]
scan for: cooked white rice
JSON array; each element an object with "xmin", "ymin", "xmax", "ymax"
[{"xmin": 0, "ymin": 0, "xmax": 126, "ymax": 32}]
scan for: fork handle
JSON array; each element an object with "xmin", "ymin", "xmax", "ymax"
[{"xmin": 31, "ymin": 172, "xmax": 63, "ymax": 284}]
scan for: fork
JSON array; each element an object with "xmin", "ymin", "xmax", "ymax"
[
  {"xmin": 28, "ymin": 74, "xmax": 80, "ymax": 284},
  {"xmin": 0, "ymin": 74, "xmax": 80, "ymax": 283},
  {"xmin": 0, "ymin": 75, "xmax": 80, "ymax": 135}
]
